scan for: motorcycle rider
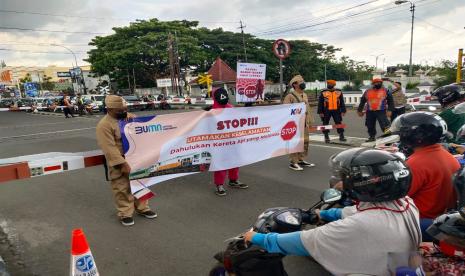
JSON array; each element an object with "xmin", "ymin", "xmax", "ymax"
[
  {"xmin": 317, "ymin": 80, "xmax": 347, "ymax": 143},
  {"xmin": 245, "ymin": 148, "xmax": 420, "ymax": 276},
  {"xmin": 432, "ymin": 83, "xmax": 465, "ymax": 143},
  {"xmin": 421, "ymin": 165, "xmax": 465, "ymax": 274},
  {"xmin": 389, "ymin": 112, "xmax": 460, "ymax": 241}
]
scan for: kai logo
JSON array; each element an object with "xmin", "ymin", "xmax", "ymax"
[
  {"xmin": 135, "ymin": 124, "xmax": 163, "ymax": 134},
  {"xmin": 290, "ymin": 108, "xmax": 302, "ymax": 115}
]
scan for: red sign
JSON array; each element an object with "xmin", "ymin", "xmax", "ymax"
[
  {"xmin": 281, "ymin": 121, "xmax": 297, "ymax": 141},
  {"xmin": 272, "ymin": 39, "xmax": 291, "ymax": 60}
]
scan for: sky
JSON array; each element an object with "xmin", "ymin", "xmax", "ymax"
[{"xmin": 0, "ymin": 0, "xmax": 464, "ymax": 69}]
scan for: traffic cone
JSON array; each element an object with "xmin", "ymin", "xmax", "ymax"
[{"xmin": 70, "ymin": 228, "xmax": 99, "ymax": 276}]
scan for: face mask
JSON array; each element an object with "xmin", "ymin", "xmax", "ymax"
[
  {"xmin": 327, "ymin": 85, "xmax": 335, "ymax": 90},
  {"xmin": 299, "ymin": 83, "xmax": 306, "ymax": 90},
  {"xmin": 373, "ymin": 83, "xmax": 382, "ymax": 89},
  {"xmin": 115, "ymin": 111, "xmax": 128, "ymax": 120},
  {"xmin": 215, "ymin": 90, "xmax": 229, "ymax": 105}
]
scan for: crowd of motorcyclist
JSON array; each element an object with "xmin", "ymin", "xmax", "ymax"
[{"xmin": 237, "ymin": 82, "xmax": 465, "ymax": 275}]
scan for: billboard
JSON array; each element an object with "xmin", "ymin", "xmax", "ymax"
[
  {"xmin": 236, "ymin": 63, "xmax": 267, "ymax": 103},
  {"xmin": 156, "ymin": 78, "xmax": 172, "ymax": 88},
  {"xmin": 24, "ymin": 82, "xmax": 40, "ymax": 97}
]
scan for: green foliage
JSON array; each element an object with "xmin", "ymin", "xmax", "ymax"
[
  {"xmin": 41, "ymin": 75, "xmax": 55, "ymax": 91},
  {"xmin": 434, "ymin": 60, "xmax": 458, "ymax": 87},
  {"xmin": 406, "ymin": 82, "xmax": 419, "ymax": 89},
  {"xmin": 86, "ymin": 19, "xmax": 370, "ymax": 89}
]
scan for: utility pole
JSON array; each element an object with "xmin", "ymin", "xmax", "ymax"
[
  {"xmin": 239, "ymin": 20, "xmax": 248, "ymax": 62},
  {"xmin": 174, "ymin": 31, "xmax": 183, "ymax": 96},
  {"xmin": 395, "ymin": 1, "xmax": 415, "ymax": 76},
  {"xmin": 127, "ymin": 68, "xmax": 131, "ymax": 93},
  {"xmin": 167, "ymin": 33, "xmax": 178, "ymax": 96},
  {"xmin": 132, "ymin": 68, "xmax": 136, "ymax": 94},
  {"xmin": 458, "ymin": 48, "xmax": 463, "ymax": 83}
]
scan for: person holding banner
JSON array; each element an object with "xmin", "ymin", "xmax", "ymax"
[
  {"xmin": 283, "ymin": 75, "xmax": 315, "ymax": 171},
  {"xmin": 211, "ymin": 88, "xmax": 248, "ymax": 196},
  {"xmin": 96, "ymin": 95, "xmax": 157, "ymax": 226}
]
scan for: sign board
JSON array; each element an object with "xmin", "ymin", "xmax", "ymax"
[
  {"xmin": 99, "ymin": 85, "xmax": 109, "ymax": 93},
  {"xmin": 24, "ymin": 82, "xmax": 39, "ymax": 97},
  {"xmin": 236, "ymin": 63, "xmax": 267, "ymax": 103},
  {"xmin": 156, "ymin": 78, "xmax": 172, "ymax": 88},
  {"xmin": 57, "ymin": 72, "xmax": 71, "ymax": 78},
  {"xmin": 69, "ymin": 67, "xmax": 82, "ymax": 78},
  {"xmin": 118, "ymin": 103, "xmax": 306, "ymax": 198},
  {"xmin": 272, "ymin": 39, "xmax": 291, "ymax": 60}
]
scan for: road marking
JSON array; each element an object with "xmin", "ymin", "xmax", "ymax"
[
  {"xmin": 0, "ymin": 127, "xmax": 96, "ymax": 140},
  {"xmin": 310, "ymin": 143, "xmax": 348, "ymax": 150},
  {"xmin": 0, "ymin": 121, "xmax": 78, "ymax": 129}
]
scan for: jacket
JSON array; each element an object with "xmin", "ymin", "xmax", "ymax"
[
  {"xmin": 391, "ymin": 88, "xmax": 407, "ymax": 108},
  {"xmin": 96, "ymin": 115, "xmax": 126, "ymax": 180},
  {"xmin": 357, "ymin": 87, "xmax": 394, "ymax": 112},
  {"xmin": 283, "ymin": 91, "xmax": 313, "ymax": 126},
  {"xmin": 317, "ymin": 89, "xmax": 346, "ymax": 113}
]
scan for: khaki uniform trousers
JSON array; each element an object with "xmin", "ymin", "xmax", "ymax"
[
  {"xmin": 289, "ymin": 127, "xmax": 309, "ymax": 164},
  {"xmin": 110, "ymin": 167, "xmax": 150, "ymax": 218}
]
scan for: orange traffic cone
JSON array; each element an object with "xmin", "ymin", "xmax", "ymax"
[{"xmin": 70, "ymin": 228, "xmax": 99, "ymax": 276}]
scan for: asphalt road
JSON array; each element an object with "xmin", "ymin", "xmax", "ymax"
[{"xmin": 0, "ymin": 108, "xmax": 370, "ymax": 275}]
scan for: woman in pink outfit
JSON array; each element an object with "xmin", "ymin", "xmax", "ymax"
[{"xmin": 211, "ymin": 88, "xmax": 248, "ymax": 196}]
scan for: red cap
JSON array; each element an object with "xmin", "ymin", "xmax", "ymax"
[
  {"xmin": 71, "ymin": 228, "xmax": 90, "ymax": 255},
  {"xmin": 372, "ymin": 78, "xmax": 383, "ymax": 84}
]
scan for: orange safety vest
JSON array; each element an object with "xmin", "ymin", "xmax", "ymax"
[
  {"xmin": 365, "ymin": 88, "xmax": 388, "ymax": 111},
  {"xmin": 322, "ymin": 90, "xmax": 342, "ymax": 111}
]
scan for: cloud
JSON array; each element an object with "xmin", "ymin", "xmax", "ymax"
[{"xmin": 0, "ymin": 0, "xmax": 464, "ymax": 68}]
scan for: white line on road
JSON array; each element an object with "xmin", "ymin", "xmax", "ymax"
[
  {"xmin": 310, "ymin": 143, "xmax": 348, "ymax": 150},
  {"xmin": 0, "ymin": 127, "xmax": 96, "ymax": 140}
]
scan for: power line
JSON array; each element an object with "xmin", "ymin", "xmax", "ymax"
[
  {"xmin": 0, "ymin": 48, "xmax": 87, "ymax": 54},
  {"xmin": 0, "ymin": 42, "xmax": 91, "ymax": 47},
  {"xmin": 253, "ymin": 0, "xmax": 382, "ymax": 35},
  {"xmin": 0, "ymin": 26, "xmax": 109, "ymax": 35},
  {"xmin": 254, "ymin": 0, "xmax": 439, "ymax": 37},
  {"xmin": 414, "ymin": 16, "xmax": 459, "ymax": 34}
]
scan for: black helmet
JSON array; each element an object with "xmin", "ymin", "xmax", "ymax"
[
  {"xmin": 426, "ymin": 212, "xmax": 465, "ymax": 256},
  {"xmin": 389, "ymin": 111, "xmax": 447, "ymax": 149},
  {"xmin": 329, "ymin": 148, "xmax": 411, "ymax": 202},
  {"xmin": 432, "ymin": 83, "xmax": 465, "ymax": 107}
]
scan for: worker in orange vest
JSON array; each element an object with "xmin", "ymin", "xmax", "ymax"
[
  {"xmin": 318, "ymin": 80, "xmax": 347, "ymax": 143},
  {"xmin": 357, "ymin": 79, "xmax": 394, "ymax": 142}
]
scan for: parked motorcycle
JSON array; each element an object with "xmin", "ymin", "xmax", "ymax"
[{"xmin": 208, "ymin": 188, "xmax": 343, "ymax": 276}]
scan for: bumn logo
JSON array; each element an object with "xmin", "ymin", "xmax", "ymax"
[{"xmin": 135, "ymin": 124, "xmax": 163, "ymax": 134}]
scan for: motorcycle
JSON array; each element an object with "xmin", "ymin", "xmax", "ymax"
[{"xmin": 208, "ymin": 188, "xmax": 343, "ymax": 276}]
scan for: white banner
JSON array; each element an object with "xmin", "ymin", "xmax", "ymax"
[
  {"xmin": 119, "ymin": 103, "xmax": 306, "ymax": 199},
  {"xmin": 156, "ymin": 78, "xmax": 172, "ymax": 88},
  {"xmin": 236, "ymin": 63, "xmax": 267, "ymax": 103}
]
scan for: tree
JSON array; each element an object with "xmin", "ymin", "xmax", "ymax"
[
  {"xmin": 19, "ymin": 73, "xmax": 32, "ymax": 92},
  {"xmin": 86, "ymin": 19, "xmax": 370, "ymax": 89},
  {"xmin": 41, "ymin": 75, "xmax": 55, "ymax": 91},
  {"xmin": 0, "ymin": 60, "xmax": 6, "ymax": 68},
  {"xmin": 434, "ymin": 60, "xmax": 457, "ymax": 87}
]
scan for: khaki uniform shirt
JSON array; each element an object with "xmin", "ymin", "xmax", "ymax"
[
  {"xmin": 96, "ymin": 115, "xmax": 126, "ymax": 180},
  {"xmin": 283, "ymin": 91, "xmax": 314, "ymax": 126}
]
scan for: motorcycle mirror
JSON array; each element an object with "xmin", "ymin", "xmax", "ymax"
[
  {"xmin": 428, "ymin": 106, "xmax": 437, "ymax": 112},
  {"xmin": 320, "ymin": 188, "xmax": 342, "ymax": 203}
]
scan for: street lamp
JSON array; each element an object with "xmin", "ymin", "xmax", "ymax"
[
  {"xmin": 395, "ymin": 0, "xmax": 415, "ymax": 77},
  {"xmin": 371, "ymin": 53, "xmax": 384, "ymax": 69},
  {"xmin": 51, "ymin": 43, "xmax": 80, "ymax": 94}
]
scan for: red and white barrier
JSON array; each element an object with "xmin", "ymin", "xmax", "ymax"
[
  {"xmin": 407, "ymin": 95, "xmax": 432, "ymax": 103},
  {"xmin": 0, "ymin": 150, "xmax": 104, "ymax": 183}
]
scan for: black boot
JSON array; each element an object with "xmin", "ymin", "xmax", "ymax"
[
  {"xmin": 339, "ymin": 133, "xmax": 347, "ymax": 142},
  {"xmin": 324, "ymin": 133, "xmax": 330, "ymax": 143}
]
